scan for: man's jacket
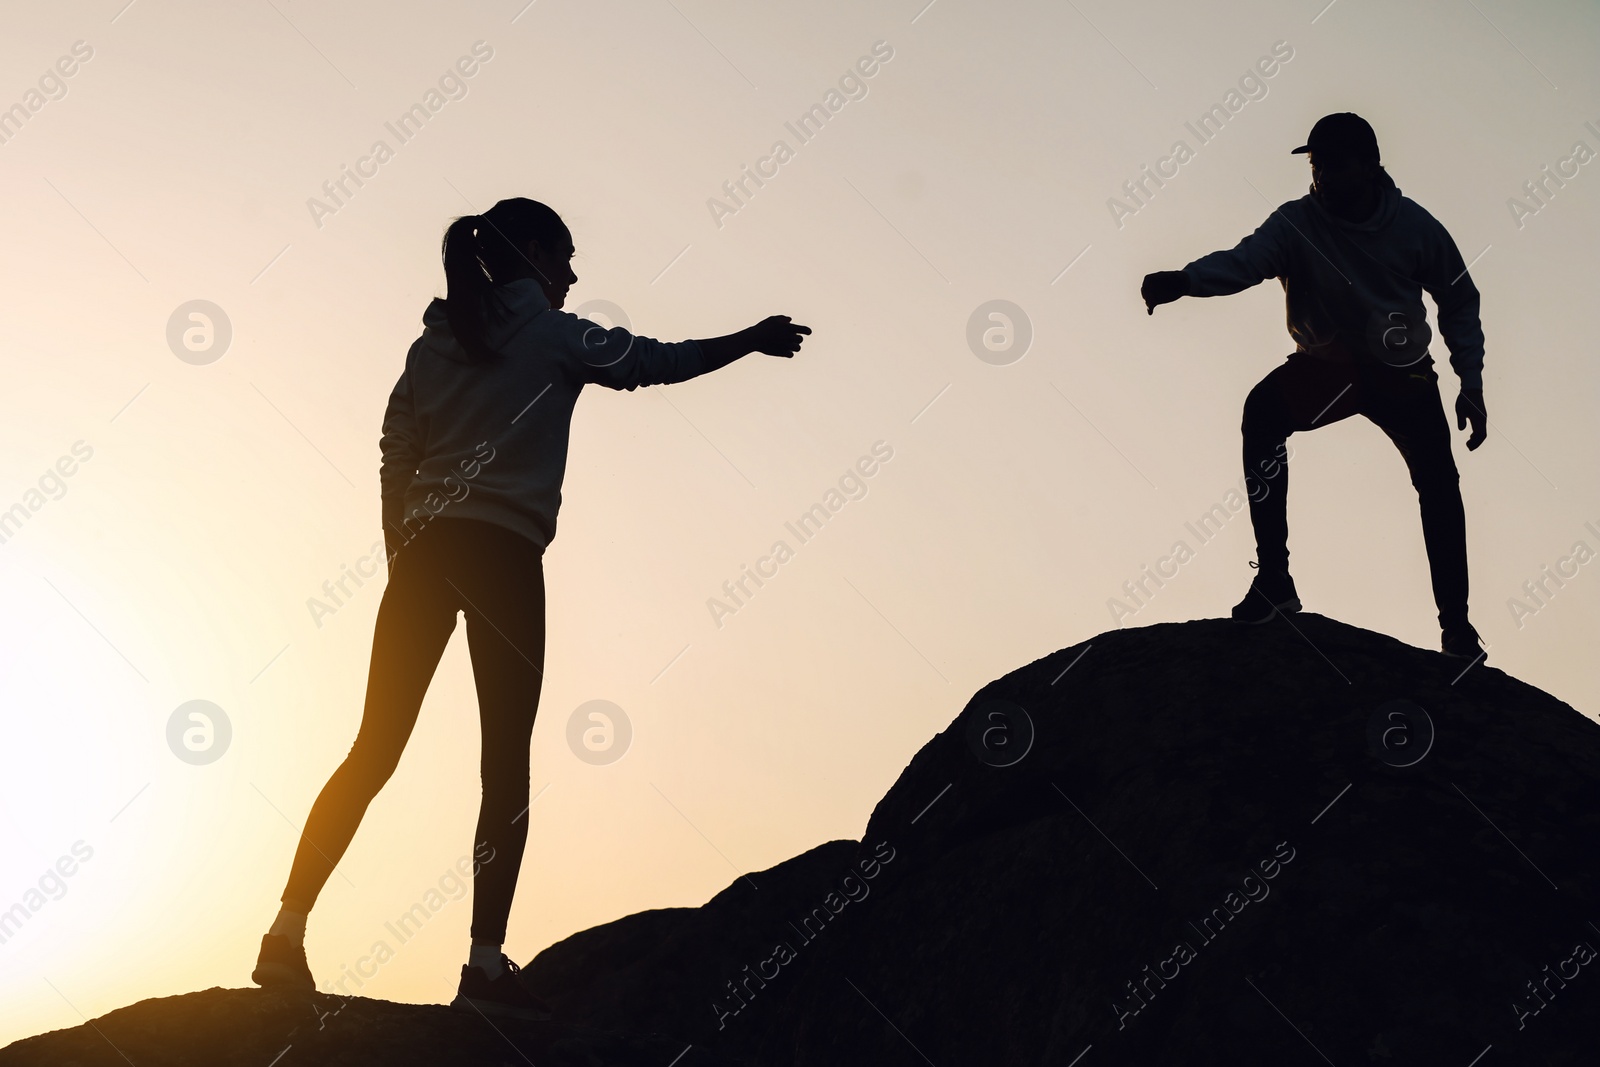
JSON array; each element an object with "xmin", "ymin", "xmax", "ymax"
[{"xmin": 1183, "ymin": 169, "xmax": 1485, "ymax": 389}]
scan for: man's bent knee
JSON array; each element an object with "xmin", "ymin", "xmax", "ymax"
[{"xmin": 1242, "ymin": 380, "xmax": 1292, "ymax": 438}]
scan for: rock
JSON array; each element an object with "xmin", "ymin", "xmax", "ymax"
[
  {"xmin": 528, "ymin": 615, "xmax": 1600, "ymax": 1065},
  {"xmin": 519, "ymin": 839, "xmax": 859, "ymax": 1048},
  {"xmin": 758, "ymin": 615, "xmax": 1600, "ymax": 1065},
  {"xmin": 8, "ymin": 614, "xmax": 1599, "ymax": 1065},
  {"xmin": 0, "ymin": 985, "xmax": 745, "ymax": 1066}
]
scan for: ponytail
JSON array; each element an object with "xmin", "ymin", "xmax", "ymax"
[
  {"xmin": 442, "ymin": 215, "xmax": 495, "ymax": 362},
  {"xmin": 440, "ymin": 198, "xmax": 570, "ymax": 365}
]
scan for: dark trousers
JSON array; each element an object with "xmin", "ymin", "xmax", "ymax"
[
  {"xmin": 280, "ymin": 516, "xmax": 546, "ymax": 944},
  {"xmin": 1242, "ymin": 353, "xmax": 1470, "ymax": 628}
]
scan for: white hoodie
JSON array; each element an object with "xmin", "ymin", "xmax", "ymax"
[
  {"xmin": 1183, "ymin": 170, "xmax": 1485, "ymax": 390},
  {"xmin": 379, "ymin": 280, "xmax": 707, "ymax": 553}
]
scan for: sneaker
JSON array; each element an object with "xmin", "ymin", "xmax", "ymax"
[
  {"xmin": 252, "ymin": 933, "xmax": 314, "ymax": 992},
  {"xmin": 1230, "ymin": 562, "xmax": 1301, "ymax": 625},
  {"xmin": 1441, "ymin": 620, "xmax": 1485, "ymax": 661},
  {"xmin": 451, "ymin": 956, "xmax": 552, "ymax": 1021}
]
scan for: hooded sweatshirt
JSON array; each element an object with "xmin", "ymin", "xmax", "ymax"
[
  {"xmin": 1182, "ymin": 169, "xmax": 1485, "ymax": 390},
  {"xmin": 378, "ymin": 280, "xmax": 707, "ymax": 553}
]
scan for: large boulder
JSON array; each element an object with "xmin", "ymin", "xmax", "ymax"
[
  {"xmin": 526, "ymin": 614, "xmax": 1600, "ymax": 1065},
  {"xmin": 0, "ymin": 985, "xmax": 745, "ymax": 1066},
  {"xmin": 9, "ymin": 614, "xmax": 1598, "ymax": 1065}
]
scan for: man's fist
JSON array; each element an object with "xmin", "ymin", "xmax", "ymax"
[
  {"xmin": 1455, "ymin": 389, "xmax": 1487, "ymax": 451},
  {"xmin": 1141, "ymin": 270, "xmax": 1189, "ymax": 315}
]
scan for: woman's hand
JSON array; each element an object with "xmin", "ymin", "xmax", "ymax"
[
  {"xmin": 696, "ymin": 315, "xmax": 812, "ymax": 371},
  {"xmin": 746, "ymin": 315, "xmax": 811, "ymax": 357}
]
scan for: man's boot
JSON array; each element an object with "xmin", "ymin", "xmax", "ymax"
[
  {"xmin": 1231, "ymin": 560, "xmax": 1301, "ymax": 625},
  {"xmin": 1440, "ymin": 617, "xmax": 1484, "ymax": 661}
]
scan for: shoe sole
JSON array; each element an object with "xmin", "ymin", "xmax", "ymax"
[
  {"xmin": 252, "ymin": 963, "xmax": 315, "ymax": 992},
  {"xmin": 1232, "ymin": 597, "xmax": 1302, "ymax": 626},
  {"xmin": 451, "ymin": 993, "xmax": 551, "ymax": 1021}
]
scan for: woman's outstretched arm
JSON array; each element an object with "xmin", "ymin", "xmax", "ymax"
[
  {"xmin": 573, "ymin": 314, "xmax": 812, "ymax": 391},
  {"xmin": 694, "ymin": 315, "xmax": 812, "ymax": 371}
]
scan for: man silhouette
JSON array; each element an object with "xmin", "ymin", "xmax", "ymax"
[{"xmin": 1141, "ymin": 113, "xmax": 1488, "ymax": 659}]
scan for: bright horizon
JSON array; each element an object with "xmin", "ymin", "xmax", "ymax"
[{"xmin": 2, "ymin": 0, "xmax": 1597, "ymax": 1045}]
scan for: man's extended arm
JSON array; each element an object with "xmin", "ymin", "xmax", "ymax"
[{"xmin": 1143, "ymin": 211, "xmax": 1292, "ymax": 314}]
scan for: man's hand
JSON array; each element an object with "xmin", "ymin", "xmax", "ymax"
[
  {"xmin": 747, "ymin": 315, "xmax": 811, "ymax": 357},
  {"xmin": 1455, "ymin": 388, "xmax": 1487, "ymax": 450},
  {"xmin": 1141, "ymin": 270, "xmax": 1189, "ymax": 315}
]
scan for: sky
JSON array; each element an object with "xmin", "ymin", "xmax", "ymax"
[{"xmin": 1, "ymin": 0, "xmax": 1596, "ymax": 1046}]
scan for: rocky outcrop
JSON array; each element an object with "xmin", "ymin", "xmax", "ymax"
[
  {"xmin": 530, "ymin": 615, "xmax": 1600, "ymax": 1065},
  {"xmin": 8, "ymin": 614, "xmax": 1599, "ymax": 1065}
]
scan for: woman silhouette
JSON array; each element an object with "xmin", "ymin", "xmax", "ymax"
[{"xmin": 251, "ymin": 197, "xmax": 810, "ymax": 1018}]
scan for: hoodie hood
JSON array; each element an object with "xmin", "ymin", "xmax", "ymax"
[
  {"xmin": 1306, "ymin": 166, "xmax": 1401, "ymax": 232},
  {"xmin": 417, "ymin": 279, "xmax": 553, "ymax": 364}
]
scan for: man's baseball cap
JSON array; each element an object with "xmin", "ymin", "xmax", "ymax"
[{"xmin": 1291, "ymin": 113, "xmax": 1380, "ymax": 160}]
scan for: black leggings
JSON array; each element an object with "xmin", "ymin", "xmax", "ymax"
[
  {"xmin": 279, "ymin": 516, "xmax": 546, "ymax": 944},
  {"xmin": 1242, "ymin": 353, "xmax": 1469, "ymax": 628}
]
